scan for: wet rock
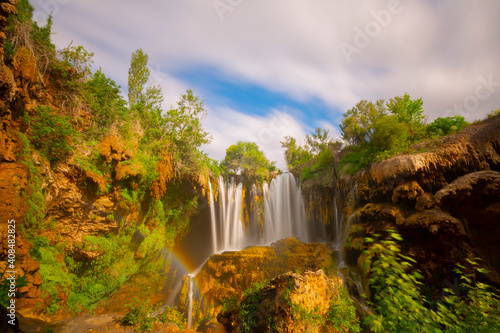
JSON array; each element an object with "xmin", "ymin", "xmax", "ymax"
[
  {"xmin": 406, "ymin": 210, "xmax": 465, "ymax": 235},
  {"xmin": 218, "ymin": 269, "xmax": 345, "ymax": 333},
  {"xmin": 415, "ymin": 193, "xmax": 436, "ymax": 211},
  {"xmin": 391, "ymin": 180, "xmax": 424, "ymax": 204},
  {"xmin": 178, "ymin": 238, "xmax": 335, "ymax": 328}
]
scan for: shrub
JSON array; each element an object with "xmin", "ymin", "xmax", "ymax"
[
  {"xmin": 25, "ymin": 106, "xmax": 76, "ymax": 162},
  {"xmin": 427, "ymin": 116, "xmax": 469, "ymax": 136},
  {"xmin": 363, "ymin": 230, "xmax": 500, "ymax": 333}
]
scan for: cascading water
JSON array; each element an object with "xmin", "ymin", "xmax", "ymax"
[
  {"xmin": 209, "ymin": 173, "xmax": 310, "ymax": 253},
  {"xmin": 208, "ymin": 181, "xmax": 218, "ymax": 254},
  {"xmin": 183, "ymin": 173, "xmax": 319, "ymax": 326},
  {"xmin": 187, "ymin": 275, "xmax": 194, "ymax": 329}
]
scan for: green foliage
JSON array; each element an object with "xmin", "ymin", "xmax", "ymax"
[
  {"xmin": 438, "ymin": 259, "xmax": 500, "ymax": 332},
  {"xmin": 363, "ymin": 230, "xmax": 500, "ymax": 333},
  {"xmin": 38, "ymin": 246, "xmax": 74, "ymax": 315},
  {"xmin": 300, "ymin": 149, "xmax": 335, "ymax": 185},
  {"xmin": 338, "ymin": 147, "xmax": 377, "ymax": 175},
  {"xmin": 165, "ymin": 89, "xmax": 212, "ymax": 173},
  {"xmin": 221, "ymin": 296, "xmax": 238, "ymax": 312},
  {"xmin": 0, "ymin": 267, "xmax": 28, "ymax": 308},
  {"xmin": 427, "ymin": 116, "xmax": 469, "ymax": 136},
  {"xmin": 386, "ymin": 92, "xmax": 425, "ymax": 140},
  {"xmin": 25, "ymin": 106, "xmax": 76, "ymax": 162},
  {"xmin": 340, "ymin": 99, "xmax": 387, "ymax": 146},
  {"xmin": 17, "ymin": 133, "xmax": 45, "ymax": 236},
  {"xmin": 370, "ymin": 115, "xmax": 408, "ymax": 152},
  {"xmin": 128, "ymin": 48, "xmax": 151, "ymax": 106},
  {"xmin": 122, "ymin": 299, "xmax": 154, "ymax": 332},
  {"xmin": 281, "ymin": 136, "xmax": 312, "ymax": 168},
  {"xmin": 222, "ymin": 141, "xmax": 275, "ymax": 184},
  {"xmin": 58, "ymin": 42, "xmax": 94, "ymax": 77},
  {"xmin": 336, "ymin": 93, "xmax": 427, "ymax": 174},
  {"xmin": 121, "ymin": 300, "xmax": 186, "ymax": 332},
  {"xmin": 84, "ymin": 68, "xmax": 128, "ymax": 135},
  {"xmin": 30, "ymin": 14, "xmax": 55, "ymax": 53},
  {"xmin": 240, "ymin": 280, "xmax": 268, "ymax": 332},
  {"xmin": 487, "ymin": 109, "xmax": 500, "ymax": 118},
  {"xmin": 325, "ymin": 287, "xmax": 361, "ymax": 332},
  {"xmin": 305, "ymin": 128, "xmax": 342, "ymax": 155},
  {"xmin": 156, "ymin": 306, "xmax": 187, "ymax": 328}
]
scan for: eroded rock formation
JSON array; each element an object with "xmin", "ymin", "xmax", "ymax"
[
  {"xmin": 177, "ymin": 237, "xmax": 335, "ymax": 328},
  {"xmin": 218, "ymin": 269, "xmax": 344, "ymax": 333},
  {"xmin": 345, "ymin": 117, "xmax": 500, "ymax": 285}
]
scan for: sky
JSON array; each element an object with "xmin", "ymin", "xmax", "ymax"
[{"xmin": 31, "ymin": 0, "xmax": 500, "ymax": 170}]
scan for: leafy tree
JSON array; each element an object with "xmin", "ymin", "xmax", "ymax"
[
  {"xmin": 427, "ymin": 116, "xmax": 469, "ymax": 136},
  {"xmin": 58, "ymin": 41, "xmax": 94, "ymax": 79},
  {"xmin": 305, "ymin": 128, "xmax": 342, "ymax": 155},
  {"xmin": 339, "ymin": 99, "xmax": 387, "ymax": 146},
  {"xmin": 370, "ymin": 115, "xmax": 408, "ymax": 152},
  {"xmin": 84, "ymin": 68, "xmax": 128, "ymax": 134},
  {"xmin": 164, "ymin": 90, "xmax": 212, "ymax": 174},
  {"xmin": 386, "ymin": 93, "xmax": 424, "ymax": 139},
  {"xmin": 222, "ymin": 141, "xmax": 274, "ymax": 184},
  {"xmin": 24, "ymin": 106, "xmax": 76, "ymax": 162},
  {"xmin": 281, "ymin": 136, "xmax": 312, "ymax": 168},
  {"xmin": 128, "ymin": 48, "xmax": 150, "ymax": 106}
]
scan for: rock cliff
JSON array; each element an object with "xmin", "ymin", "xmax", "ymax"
[
  {"xmin": 345, "ymin": 116, "xmax": 500, "ymax": 285},
  {"xmin": 176, "ymin": 237, "xmax": 336, "ymax": 329},
  {"xmin": 217, "ymin": 269, "xmax": 351, "ymax": 333}
]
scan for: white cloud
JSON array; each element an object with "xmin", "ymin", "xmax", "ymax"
[
  {"xmin": 202, "ymin": 107, "xmax": 308, "ymax": 171},
  {"xmin": 31, "ymin": 0, "xmax": 500, "ymax": 131}
]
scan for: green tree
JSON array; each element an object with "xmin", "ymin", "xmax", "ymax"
[
  {"xmin": 222, "ymin": 141, "xmax": 274, "ymax": 184},
  {"xmin": 370, "ymin": 115, "xmax": 408, "ymax": 152},
  {"xmin": 281, "ymin": 136, "xmax": 312, "ymax": 168},
  {"xmin": 305, "ymin": 128, "xmax": 342, "ymax": 155},
  {"xmin": 165, "ymin": 90, "xmax": 211, "ymax": 169},
  {"xmin": 339, "ymin": 99, "xmax": 387, "ymax": 146},
  {"xmin": 128, "ymin": 48, "xmax": 150, "ymax": 106},
  {"xmin": 386, "ymin": 93, "xmax": 424, "ymax": 139},
  {"xmin": 427, "ymin": 116, "xmax": 469, "ymax": 136},
  {"xmin": 84, "ymin": 68, "xmax": 127, "ymax": 134}
]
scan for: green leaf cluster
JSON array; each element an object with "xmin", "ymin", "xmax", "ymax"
[
  {"xmin": 222, "ymin": 141, "xmax": 275, "ymax": 184},
  {"xmin": 427, "ymin": 116, "xmax": 469, "ymax": 137},
  {"xmin": 363, "ymin": 230, "xmax": 500, "ymax": 333},
  {"xmin": 24, "ymin": 106, "xmax": 76, "ymax": 162}
]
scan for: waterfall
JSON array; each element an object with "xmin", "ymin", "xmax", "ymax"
[
  {"xmin": 208, "ymin": 173, "xmax": 309, "ymax": 253},
  {"xmin": 208, "ymin": 181, "xmax": 217, "ymax": 254},
  {"xmin": 187, "ymin": 275, "xmax": 194, "ymax": 329}
]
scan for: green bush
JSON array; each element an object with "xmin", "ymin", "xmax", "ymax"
[
  {"xmin": 240, "ymin": 280, "xmax": 268, "ymax": 332},
  {"xmin": 363, "ymin": 230, "xmax": 500, "ymax": 333},
  {"xmin": 325, "ymin": 287, "xmax": 361, "ymax": 332},
  {"xmin": 25, "ymin": 106, "xmax": 76, "ymax": 162},
  {"xmin": 156, "ymin": 306, "xmax": 186, "ymax": 328},
  {"xmin": 122, "ymin": 299, "xmax": 154, "ymax": 332},
  {"xmin": 427, "ymin": 116, "xmax": 469, "ymax": 136}
]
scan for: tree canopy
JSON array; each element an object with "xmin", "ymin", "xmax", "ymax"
[{"xmin": 222, "ymin": 141, "xmax": 275, "ymax": 184}]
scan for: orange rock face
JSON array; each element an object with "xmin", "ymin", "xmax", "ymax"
[
  {"xmin": 177, "ymin": 238, "xmax": 336, "ymax": 328},
  {"xmin": 218, "ymin": 269, "xmax": 346, "ymax": 333}
]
